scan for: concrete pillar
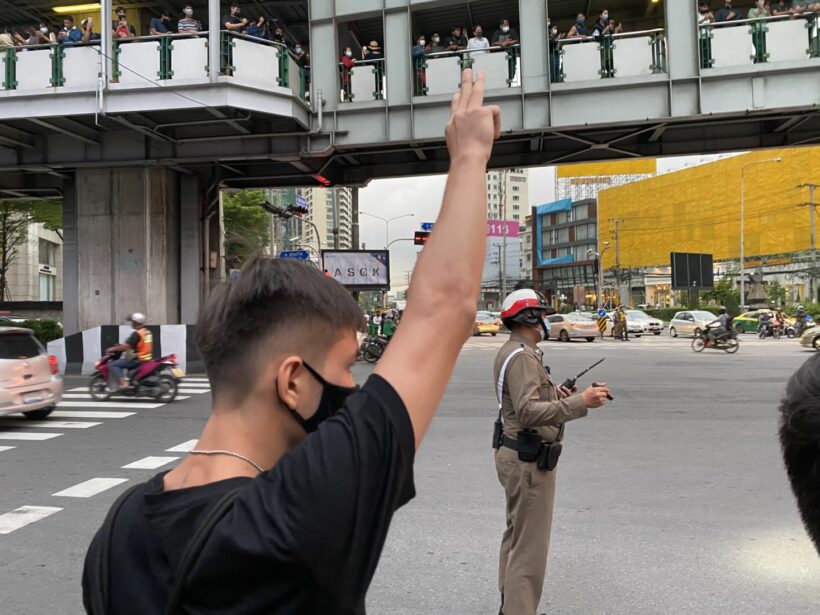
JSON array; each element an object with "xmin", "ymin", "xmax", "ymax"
[
  {"xmin": 75, "ymin": 168, "xmax": 181, "ymax": 329},
  {"xmin": 62, "ymin": 176, "xmax": 79, "ymax": 335},
  {"xmin": 180, "ymin": 175, "xmax": 201, "ymax": 323}
]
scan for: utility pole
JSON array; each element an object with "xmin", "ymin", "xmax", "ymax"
[
  {"xmin": 799, "ymin": 183, "xmax": 818, "ymax": 302},
  {"xmin": 611, "ymin": 219, "xmax": 621, "ymax": 304},
  {"xmin": 499, "ymin": 169, "xmax": 508, "ymax": 299}
]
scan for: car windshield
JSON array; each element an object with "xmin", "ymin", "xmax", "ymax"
[
  {"xmin": 626, "ymin": 310, "xmax": 650, "ymax": 320},
  {"xmin": 565, "ymin": 313, "xmax": 591, "ymax": 322},
  {"xmin": 476, "ymin": 314, "xmax": 496, "ymax": 322},
  {"xmin": 0, "ymin": 334, "xmax": 42, "ymax": 359},
  {"xmin": 692, "ymin": 311, "xmax": 717, "ymax": 320}
]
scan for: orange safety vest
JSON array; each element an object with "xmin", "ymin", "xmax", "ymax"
[{"xmin": 135, "ymin": 328, "xmax": 153, "ymax": 361}]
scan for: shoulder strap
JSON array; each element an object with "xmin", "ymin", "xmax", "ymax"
[
  {"xmin": 92, "ymin": 483, "xmax": 143, "ymax": 614},
  {"xmin": 164, "ymin": 486, "xmax": 244, "ymax": 615},
  {"xmin": 496, "ymin": 347, "xmax": 525, "ymax": 419}
]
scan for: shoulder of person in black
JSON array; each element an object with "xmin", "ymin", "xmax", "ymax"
[
  {"xmin": 124, "ymin": 330, "xmax": 140, "ymax": 348},
  {"xmin": 82, "ymin": 373, "xmax": 416, "ymax": 615}
]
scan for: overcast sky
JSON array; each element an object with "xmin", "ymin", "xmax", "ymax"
[{"xmin": 358, "ymin": 154, "xmax": 741, "ymax": 290}]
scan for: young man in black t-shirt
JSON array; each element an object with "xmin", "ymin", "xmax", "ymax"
[{"xmin": 82, "ymin": 68, "xmax": 501, "ymax": 614}]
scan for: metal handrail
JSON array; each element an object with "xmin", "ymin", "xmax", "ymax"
[
  {"xmin": 222, "ymin": 30, "xmax": 288, "ymax": 49},
  {"xmin": 423, "ymin": 43, "xmax": 520, "ymax": 59},
  {"xmin": 114, "ymin": 31, "xmax": 210, "ymax": 43},
  {"xmin": 703, "ymin": 11, "xmax": 819, "ymax": 29},
  {"xmin": 558, "ymin": 28, "xmax": 664, "ymax": 45},
  {"xmin": 11, "ymin": 40, "xmax": 103, "ymax": 50}
]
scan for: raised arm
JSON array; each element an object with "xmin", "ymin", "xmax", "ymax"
[{"xmin": 375, "ymin": 68, "xmax": 500, "ymax": 449}]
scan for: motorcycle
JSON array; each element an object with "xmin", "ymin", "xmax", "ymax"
[
  {"xmin": 89, "ymin": 353, "xmax": 183, "ymax": 402},
  {"xmin": 692, "ymin": 328, "xmax": 739, "ymax": 354},
  {"xmin": 758, "ymin": 320, "xmax": 776, "ymax": 339},
  {"xmin": 361, "ymin": 336, "xmax": 389, "ymax": 363}
]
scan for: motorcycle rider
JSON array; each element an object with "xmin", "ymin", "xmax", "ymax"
[
  {"xmin": 795, "ymin": 305, "xmax": 808, "ymax": 336},
  {"xmin": 758, "ymin": 309, "xmax": 773, "ymax": 338},
  {"xmin": 105, "ymin": 313, "xmax": 153, "ymax": 390},
  {"xmin": 706, "ymin": 307, "xmax": 731, "ymax": 344}
]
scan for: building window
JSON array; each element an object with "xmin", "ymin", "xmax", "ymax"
[
  {"xmin": 38, "ymin": 273, "xmax": 55, "ymax": 301},
  {"xmin": 513, "ymin": 205, "xmax": 520, "ymax": 211},
  {"xmin": 512, "ymin": 186, "xmax": 519, "ymax": 192},
  {"xmin": 557, "ymin": 228, "xmax": 569, "ymax": 243},
  {"xmin": 574, "ymin": 204, "xmax": 588, "ymax": 220},
  {"xmin": 576, "ymin": 225, "xmax": 588, "ymax": 240},
  {"xmin": 512, "ymin": 195, "xmax": 520, "ymax": 202},
  {"xmin": 39, "ymin": 240, "xmax": 56, "ymax": 266}
]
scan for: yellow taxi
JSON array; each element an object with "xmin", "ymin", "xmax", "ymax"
[{"xmin": 474, "ymin": 311, "xmax": 501, "ymax": 336}]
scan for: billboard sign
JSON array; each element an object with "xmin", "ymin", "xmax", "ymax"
[
  {"xmin": 487, "ymin": 220, "xmax": 520, "ymax": 237},
  {"xmin": 322, "ymin": 250, "xmax": 390, "ymax": 290},
  {"xmin": 670, "ymin": 252, "xmax": 714, "ymax": 290}
]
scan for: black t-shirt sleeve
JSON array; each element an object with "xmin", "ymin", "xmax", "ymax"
[
  {"xmin": 226, "ymin": 374, "xmax": 415, "ymax": 607},
  {"xmin": 125, "ymin": 331, "xmax": 140, "ymax": 349}
]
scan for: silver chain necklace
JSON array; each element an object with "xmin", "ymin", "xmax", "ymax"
[{"xmin": 189, "ymin": 449, "xmax": 265, "ymax": 473}]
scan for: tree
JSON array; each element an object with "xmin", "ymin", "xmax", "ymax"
[
  {"xmin": 704, "ymin": 276, "xmax": 740, "ymax": 316},
  {"xmin": 223, "ymin": 190, "xmax": 271, "ymax": 267},
  {"xmin": 0, "ymin": 198, "xmax": 63, "ymax": 301},
  {"xmin": 765, "ymin": 280, "xmax": 787, "ymax": 307}
]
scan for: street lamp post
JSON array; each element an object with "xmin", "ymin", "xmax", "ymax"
[
  {"xmin": 740, "ymin": 158, "xmax": 782, "ymax": 309},
  {"xmin": 588, "ymin": 241, "xmax": 611, "ymax": 310},
  {"xmin": 360, "ymin": 211, "xmax": 416, "ymax": 248}
]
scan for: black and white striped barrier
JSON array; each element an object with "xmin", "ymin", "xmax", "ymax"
[{"xmin": 47, "ymin": 325, "xmax": 204, "ymax": 375}]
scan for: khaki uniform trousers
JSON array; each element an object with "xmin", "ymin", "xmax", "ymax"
[{"xmin": 495, "ymin": 445, "xmax": 557, "ymax": 615}]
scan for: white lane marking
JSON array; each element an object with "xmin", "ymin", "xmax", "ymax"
[
  {"xmin": 0, "ymin": 505, "xmax": 62, "ymax": 535},
  {"xmin": 0, "ymin": 420, "xmax": 101, "ymax": 429},
  {"xmin": 122, "ymin": 456, "xmax": 180, "ymax": 470},
  {"xmin": 51, "ymin": 410, "xmax": 135, "ymax": 419},
  {"xmin": 177, "ymin": 382, "xmax": 210, "ymax": 388},
  {"xmin": 53, "ymin": 477, "xmax": 129, "ymax": 498},
  {"xmin": 166, "ymin": 439, "xmax": 197, "ymax": 452},
  {"xmin": 68, "ymin": 387, "xmax": 88, "ymax": 392},
  {"xmin": 0, "ymin": 431, "xmax": 63, "ymax": 441},
  {"xmin": 183, "ymin": 377, "xmax": 210, "ymax": 382},
  {"xmin": 61, "ymin": 393, "xmax": 190, "ymax": 400},
  {"xmin": 179, "ymin": 389, "xmax": 209, "ymax": 395},
  {"xmin": 58, "ymin": 401, "xmax": 164, "ymax": 409},
  {"xmin": 0, "ymin": 445, "xmax": 15, "ymax": 452}
]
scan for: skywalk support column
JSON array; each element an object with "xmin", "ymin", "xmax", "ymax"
[
  {"xmin": 208, "ymin": 0, "xmax": 221, "ymax": 81},
  {"xmin": 62, "ymin": 176, "xmax": 79, "ymax": 335},
  {"xmin": 666, "ymin": 0, "xmax": 700, "ymax": 115},
  {"xmin": 180, "ymin": 175, "xmax": 201, "ymax": 323},
  {"xmin": 75, "ymin": 168, "xmax": 180, "ymax": 329}
]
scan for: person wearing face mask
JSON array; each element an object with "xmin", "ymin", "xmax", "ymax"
[
  {"xmin": 429, "ymin": 32, "xmax": 445, "ymax": 53},
  {"xmin": 17, "ymin": 20, "xmax": 57, "ymax": 46},
  {"xmin": 340, "ymin": 46, "xmax": 355, "ymax": 101},
  {"xmin": 83, "ymin": 67, "xmax": 502, "ymax": 615},
  {"xmin": 467, "ymin": 25, "xmax": 490, "ymax": 56},
  {"xmin": 494, "ymin": 289, "xmax": 611, "ymax": 615},
  {"xmin": 567, "ymin": 12, "xmax": 590, "ymax": 38},
  {"xmin": 715, "ymin": 0, "xmax": 739, "ymax": 22},
  {"xmin": 149, "ymin": 9, "xmax": 173, "ymax": 36},
  {"xmin": 445, "ymin": 25, "xmax": 468, "ymax": 51},
  {"xmin": 178, "ymin": 4, "xmax": 202, "ymax": 34},
  {"xmin": 248, "ymin": 17, "xmax": 273, "ymax": 42},
  {"xmin": 111, "ymin": 7, "xmax": 135, "ymax": 38},
  {"xmin": 748, "ymin": 0, "xmax": 771, "ymax": 18},
  {"xmin": 411, "ymin": 34, "xmax": 428, "ymax": 95},
  {"xmin": 548, "ymin": 22, "xmax": 564, "ymax": 83},
  {"xmin": 593, "ymin": 9, "xmax": 616, "ymax": 38},
  {"xmin": 492, "ymin": 18, "xmax": 519, "ymax": 48},
  {"xmin": 223, "ymin": 3, "xmax": 249, "ymax": 33}
]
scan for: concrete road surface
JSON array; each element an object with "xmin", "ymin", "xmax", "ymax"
[{"xmin": 0, "ymin": 334, "xmax": 817, "ymax": 614}]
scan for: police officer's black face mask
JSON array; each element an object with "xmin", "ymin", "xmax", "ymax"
[{"xmin": 285, "ymin": 361, "xmax": 358, "ymax": 434}]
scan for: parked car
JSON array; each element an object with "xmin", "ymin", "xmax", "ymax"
[
  {"xmin": 0, "ymin": 327, "xmax": 63, "ymax": 419},
  {"xmin": 733, "ymin": 310, "xmax": 796, "ymax": 334},
  {"xmin": 603, "ymin": 312, "xmax": 645, "ymax": 337},
  {"xmin": 473, "ymin": 312, "xmax": 501, "ymax": 336},
  {"xmin": 799, "ymin": 325, "xmax": 820, "ymax": 350},
  {"xmin": 547, "ymin": 313, "xmax": 598, "ymax": 342},
  {"xmin": 668, "ymin": 311, "xmax": 717, "ymax": 338},
  {"xmin": 624, "ymin": 310, "xmax": 664, "ymax": 335}
]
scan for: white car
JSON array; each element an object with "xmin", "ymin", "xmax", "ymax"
[
  {"xmin": 625, "ymin": 310, "xmax": 664, "ymax": 335},
  {"xmin": 668, "ymin": 310, "xmax": 718, "ymax": 338},
  {"xmin": 0, "ymin": 327, "xmax": 63, "ymax": 419},
  {"xmin": 605, "ymin": 312, "xmax": 645, "ymax": 337}
]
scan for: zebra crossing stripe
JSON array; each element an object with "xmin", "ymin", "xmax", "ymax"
[
  {"xmin": 0, "ymin": 431, "xmax": 63, "ymax": 441},
  {"xmin": 122, "ymin": 456, "xmax": 180, "ymax": 470},
  {"xmin": 0, "ymin": 420, "xmax": 102, "ymax": 429},
  {"xmin": 58, "ymin": 401, "xmax": 164, "ymax": 409},
  {"xmin": 166, "ymin": 439, "xmax": 197, "ymax": 452},
  {"xmin": 51, "ymin": 410, "xmax": 135, "ymax": 419},
  {"xmin": 0, "ymin": 506, "xmax": 62, "ymax": 535},
  {"xmin": 0, "ymin": 445, "xmax": 15, "ymax": 452},
  {"xmin": 53, "ymin": 477, "xmax": 129, "ymax": 498},
  {"xmin": 61, "ymin": 393, "xmax": 190, "ymax": 401}
]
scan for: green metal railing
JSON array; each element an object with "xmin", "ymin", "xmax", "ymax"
[
  {"xmin": 158, "ymin": 36, "xmax": 173, "ymax": 79},
  {"xmin": 50, "ymin": 45, "xmax": 65, "ymax": 87},
  {"xmin": 2, "ymin": 48, "xmax": 17, "ymax": 90},
  {"xmin": 700, "ymin": 13, "xmax": 819, "ymax": 69}
]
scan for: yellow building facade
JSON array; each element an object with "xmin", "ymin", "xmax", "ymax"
[{"xmin": 598, "ymin": 148, "xmax": 820, "ymax": 270}]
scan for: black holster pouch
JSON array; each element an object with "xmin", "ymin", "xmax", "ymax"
[
  {"xmin": 516, "ymin": 429, "xmax": 542, "ymax": 462},
  {"xmin": 537, "ymin": 441, "xmax": 563, "ymax": 471},
  {"xmin": 492, "ymin": 418, "xmax": 503, "ymax": 450}
]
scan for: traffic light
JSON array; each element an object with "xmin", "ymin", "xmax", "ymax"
[{"xmin": 414, "ymin": 231, "xmax": 430, "ymax": 246}]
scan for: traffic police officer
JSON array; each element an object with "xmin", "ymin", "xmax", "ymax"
[{"xmin": 494, "ymin": 289, "xmax": 611, "ymax": 615}]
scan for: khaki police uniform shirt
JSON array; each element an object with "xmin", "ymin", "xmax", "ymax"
[{"xmin": 494, "ymin": 331, "xmax": 588, "ymax": 442}]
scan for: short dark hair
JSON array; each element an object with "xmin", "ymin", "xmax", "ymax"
[
  {"xmin": 64, "ymin": 16, "xmax": 75, "ymax": 24},
  {"xmin": 196, "ymin": 258, "xmax": 364, "ymax": 402},
  {"xmin": 779, "ymin": 354, "xmax": 820, "ymax": 554},
  {"xmin": 115, "ymin": 6, "xmax": 125, "ymax": 13}
]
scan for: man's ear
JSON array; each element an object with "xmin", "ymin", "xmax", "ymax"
[{"xmin": 275, "ymin": 356, "xmax": 304, "ymax": 411}]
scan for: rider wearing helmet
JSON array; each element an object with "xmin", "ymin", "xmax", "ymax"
[
  {"xmin": 493, "ymin": 289, "xmax": 611, "ymax": 615},
  {"xmin": 706, "ymin": 307, "xmax": 731, "ymax": 343},
  {"xmin": 105, "ymin": 312, "xmax": 153, "ymax": 389}
]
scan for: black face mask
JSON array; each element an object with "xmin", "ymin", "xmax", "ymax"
[{"xmin": 286, "ymin": 361, "xmax": 358, "ymax": 434}]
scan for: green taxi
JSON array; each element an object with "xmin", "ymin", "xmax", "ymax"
[{"xmin": 732, "ymin": 310, "xmax": 795, "ymax": 334}]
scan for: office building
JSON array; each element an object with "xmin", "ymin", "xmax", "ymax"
[
  {"xmin": 5, "ymin": 223, "xmax": 62, "ymax": 301},
  {"xmin": 487, "ymin": 169, "xmax": 528, "ymax": 223}
]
